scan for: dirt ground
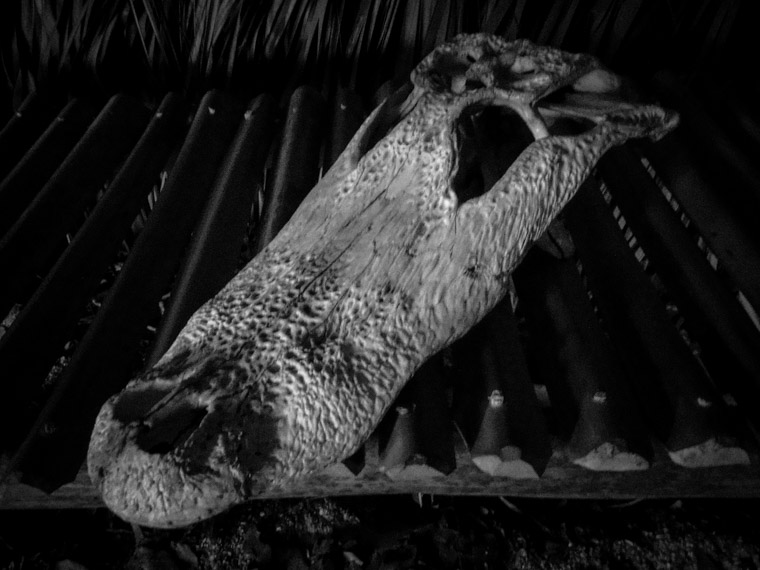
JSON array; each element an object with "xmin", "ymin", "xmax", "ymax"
[{"xmin": 1, "ymin": 496, "xmax": 759, "ymax": 569}]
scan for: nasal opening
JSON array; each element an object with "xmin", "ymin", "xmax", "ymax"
[
  {"xmin": 135, "ymin": 401, "xmax": 208, "ymax": 455},
  {"xmin": 111, "ymin": 384, "xmax": 209, "ymax": 455},
  {"xmin": 113, "ymin": 386, "xmax": 174, "ymax": 423}
]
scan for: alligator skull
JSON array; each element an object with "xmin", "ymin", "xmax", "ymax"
[{"xmin": 88, "ymin": 34, "xmax": 678, "ymax": 528}]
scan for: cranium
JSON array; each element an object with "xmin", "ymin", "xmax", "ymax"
[{"xmin": 88, "ymin": 34, "xmax": 678, "ymax": 528}]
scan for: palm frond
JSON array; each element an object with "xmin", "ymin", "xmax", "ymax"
[
  {"xmin": 1, "ymin": 0, "xmax": 748, "ymax": 108},
  {"xmin": 137, "ymin": 0, "xmax": 178, "ymax": 71},
  {"xmin": 549, "ymin": 0, "xmax": 582, "ymax": 48}
]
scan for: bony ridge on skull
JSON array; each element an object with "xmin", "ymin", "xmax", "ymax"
[{"xmin": 87, "ymin": 33, "xmax": 678, "ymax": 528}]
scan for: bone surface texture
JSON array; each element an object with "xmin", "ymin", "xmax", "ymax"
[{"xmin": 88, "ymin": 34, "xmax": 678, "ymax": 528}]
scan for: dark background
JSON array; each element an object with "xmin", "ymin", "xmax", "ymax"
[{"xmin": 0, "ymin": 0, "xmax": 754, "ymax": 118}]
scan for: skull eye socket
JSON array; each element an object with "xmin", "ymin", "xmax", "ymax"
[{"xmin": 451, "ymin": 105, "xmax": 534, "ymax": 205}]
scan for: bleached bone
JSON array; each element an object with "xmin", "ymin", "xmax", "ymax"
[{"xmin": 88, "ymin": 34, "xmax": 678, "ymax": 528}]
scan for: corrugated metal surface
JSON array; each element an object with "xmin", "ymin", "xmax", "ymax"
[{"xmin": 1, "ymin": 69, "xmax": 759, "ymax": 508}]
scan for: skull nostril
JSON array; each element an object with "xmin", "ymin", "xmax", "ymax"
[
  {"xmin": 136, "ymin": 403, "xmax": 208, "ymax": 455},
  {"xmin": 112, "ymin": 386, "xmax": 175, "ymax": 423}
]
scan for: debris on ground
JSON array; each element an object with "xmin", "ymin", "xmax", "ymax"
[{"xmin": 1, "ymin": 497, "xmax": 759, "ymax": 569}]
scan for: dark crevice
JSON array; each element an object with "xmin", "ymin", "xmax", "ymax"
[
  {"xmin": 360, "ymin": 81, "xmax": 415, "ymax": 156},
  {"xmin": 136, "ymin": 403, "xmax": 208, "ymax": 455},
  {"xmin": 541, "ymin": 85, "xmax": 578, "ymax": 106},
  {"xmin": 451, "ymin": 105, "xmax": 534, "ymax": 205},
  {"xmin": 464, "ymin": 78, "xmax": 486, "ymax": 90},
  {"xmin": 112, "ymin": 386, "xmax": 175, "ymax": 423}
]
